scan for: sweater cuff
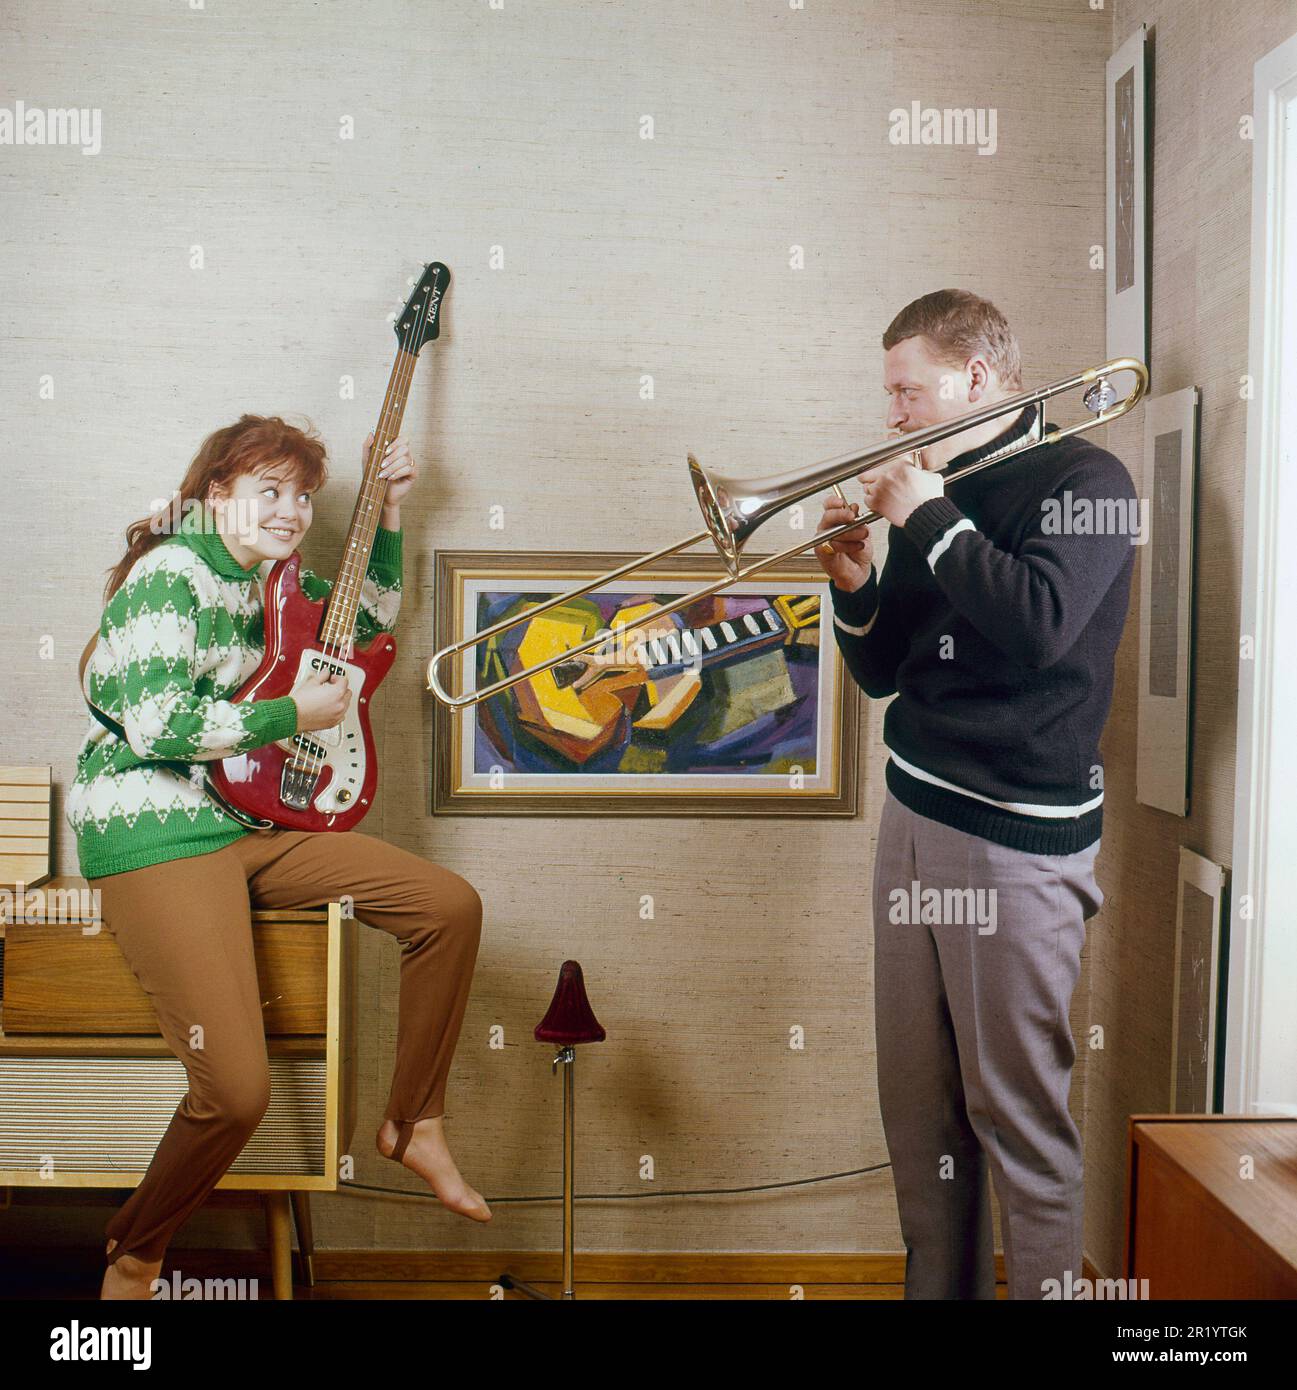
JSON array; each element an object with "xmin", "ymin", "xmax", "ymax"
[
  {"xmin": 249, "ymin": 695, "xmax": 300, "ymax": 746},
  {"xmin": 368, "ymin": 525, "xmax": 403, "ymax": 584},
  {"xmin": 903, "ymin": 496, "xmax": 971, "ymax": 561},
  {"xmin": 829, "ymin": 567, "xmax": 879, "ymax": 627}
]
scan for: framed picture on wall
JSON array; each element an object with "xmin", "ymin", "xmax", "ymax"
[
  {"xmin": 1137, "ymin": 387, "xmax": 1200, "ymax": 815},
  {"xmin": 428, "ymin": 549, "xmax": 858, "ymax": 816},
  {"xmin": 1106, "ymin": 23, "xmax": 1149, "ymax": 387},
  {"xmin": 1170, "ymin": 846, "xmax": 1230, "ymax": 1114}
]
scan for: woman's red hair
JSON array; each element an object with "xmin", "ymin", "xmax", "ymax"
[{"xmin": 103, "ymin": 415, "xmax": 329, "ymax": 602}]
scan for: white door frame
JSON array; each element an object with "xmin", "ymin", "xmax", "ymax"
[{"xmin": 1226, "ymin": 30, "xmax": 1297, "ymax": 1115}]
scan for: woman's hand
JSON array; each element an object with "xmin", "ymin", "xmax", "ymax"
[
  {"xmin": 291, "ymin": 666, "xmax": 352, "ymax": 733},
  {"xmin": 365, "ymin": 432, "xmax": 418, "ymax": 527}
]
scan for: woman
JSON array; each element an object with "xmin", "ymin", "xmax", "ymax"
[{"xmin": 66, "ymin": 415, "xmax": 489, "ymax": 1302}]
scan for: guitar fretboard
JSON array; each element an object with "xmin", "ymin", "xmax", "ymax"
[{"xmin": 319, "ymin": 347, "xmax": 417, "ymax": 647}]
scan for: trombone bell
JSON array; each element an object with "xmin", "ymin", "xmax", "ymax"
[
  {"xmin": 688, "ymin": 453, "xmax": 757, "ymax": 578},
  {"xmin": 689, "ymin": 442, "xmax": 916, "ymax": 580}
]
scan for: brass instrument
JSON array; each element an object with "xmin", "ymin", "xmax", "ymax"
[{"xmin": 426, "ymin": 357, "xmax": 1148, "ymax": 709}]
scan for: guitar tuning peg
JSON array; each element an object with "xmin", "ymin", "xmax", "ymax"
[
  {"xmin": 407, "ymin": 277, "xmax": 417, "ymax": 287},
  {"xmin": 386, "ymin": 311, "xmax": 398, "ymax": 323}
]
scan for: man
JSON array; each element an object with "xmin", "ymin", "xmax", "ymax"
[{"xmin": 816, "ymin": 288, "xmax": 1138, "ymax": 1300}]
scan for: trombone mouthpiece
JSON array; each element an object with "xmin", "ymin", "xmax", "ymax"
[{"xmin": 1083, "ymin": 380, "xmax": 1119, "ymax": 414}]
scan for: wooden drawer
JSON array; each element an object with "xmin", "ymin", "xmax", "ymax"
[{"xmin": 3, "ymin": 913, "xmax": 331, "ymax": 1035}]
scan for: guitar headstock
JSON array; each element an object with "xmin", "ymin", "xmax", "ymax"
[{"xmin": 392, "ymin": 262, "xmax": 450, "ymax": 353}]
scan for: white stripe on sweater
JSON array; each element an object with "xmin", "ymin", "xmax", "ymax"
[
  {"xmin": 831, "ymin": 564, "xmax": 879, "ymax": 635},
  {"xmin": 926, "ymin": 517, "xmax": 976, "ymax": 571},
  {"xmin": 889, "ymin": 750, "xmax": 1104, "ymax": 818},
  {"xmin": 833, "ymin": 609, "xmax": 878, "ymax": 637}
]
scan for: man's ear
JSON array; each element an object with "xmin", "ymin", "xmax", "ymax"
[{"xmin": 965, "ymin": 356, "xmax": 992, "ymax": 403}]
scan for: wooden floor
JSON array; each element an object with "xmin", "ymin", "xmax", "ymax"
[{"xmin": 3, "ymin": 1247, "xmax": 1014, "ymax": 1300}]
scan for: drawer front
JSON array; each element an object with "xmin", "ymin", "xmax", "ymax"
[
  {"xmin": 2, "ymin": 918, "xmax": 330, "ymax": 1035},
  {"xmin": 0, "ymin": 1055, "xmax": 328, "ymax": 1181}
]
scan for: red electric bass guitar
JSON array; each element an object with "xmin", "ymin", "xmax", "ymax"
[{"xmin": 207, "ymin": 262, "xmax": 449, "ymax": 831}]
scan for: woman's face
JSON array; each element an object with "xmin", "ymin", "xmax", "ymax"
[{"xmin": 210, "ymin": 462, "xmax": 315, "ymax": 566}]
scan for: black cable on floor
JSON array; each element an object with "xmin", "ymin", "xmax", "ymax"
[{"xmin": 339, "ymin": 1160, "xmax": 892, "ymax": 1204}]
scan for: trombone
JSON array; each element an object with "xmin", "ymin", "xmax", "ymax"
[{"xmin": 426, "ymin": 356, "xmax": 1148, "ymax": 709}]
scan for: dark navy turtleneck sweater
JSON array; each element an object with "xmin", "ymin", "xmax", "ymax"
[{"xmin": 830, "ymin": 399, "xmax": 1139, "ymax": 854}]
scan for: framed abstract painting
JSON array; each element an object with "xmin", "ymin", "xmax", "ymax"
[{"xmin": 428, "ymin": 550, "xmax": 858, "ymax": 816}]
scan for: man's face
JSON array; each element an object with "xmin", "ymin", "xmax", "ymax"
[{"xmin": 883, "ymin": 334, "xmax": 983, "ymax": 471}]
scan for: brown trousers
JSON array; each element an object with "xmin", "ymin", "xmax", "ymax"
[{"xmin": 90, "ymin": 828, "xmax": 482, "ymax": 1267}]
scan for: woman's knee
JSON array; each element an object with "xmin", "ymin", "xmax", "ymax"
[
  {"xmin": 420, "ymin": 869, "xmax": 482, "ymax": 943},
  {"xmin": 219, "ymin": 1076, "xmax": 272, "ymax": 1133},
  {"xmin": 190, "ymin": 1062, "xmax": 272, "ymax": 1133},
  {"xmin": 448, "ymin": 874, "xmax": 483, "ymax": 943}
]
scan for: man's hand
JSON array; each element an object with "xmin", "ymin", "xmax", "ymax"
[
  {"xmin": 815, "ymin": 498, "xmax": 874, "ymax": 592},
  {"xmin": 861, "ymin": 458, "xmax": 944, "ymax": 528}
]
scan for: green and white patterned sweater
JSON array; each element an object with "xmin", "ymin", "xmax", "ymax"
[{"xmin": 67, "ymin": 503, "xmax": 402, "ymax": 879}]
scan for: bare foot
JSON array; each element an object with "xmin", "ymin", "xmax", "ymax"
[
  {"xmin": 376, "ymin": 1116, "xmax": 492, "ymax": 1223},
  {"xmin": 101, "ymin": 1239, "xmax": 163, "ymax": 1300}
]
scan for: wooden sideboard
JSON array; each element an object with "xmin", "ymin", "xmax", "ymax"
[
  {"xmin": 1124, "ymin": 1114, "xmax": 1297, "ymax": 1298},
  {"xmin": 0, "ymin": 875, "xmax": 358, "ymax": 1298}
]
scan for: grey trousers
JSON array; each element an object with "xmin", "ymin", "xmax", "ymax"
[{"xmin": 872, "ymin": 789, "xmax": 1104, "ymax": 1300}]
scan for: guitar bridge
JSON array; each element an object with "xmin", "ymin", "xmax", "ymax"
[
  {"xmin": 271, "ymin": 657, "xmax": 374, "ymax": 818},
  {"xmin": 279, "ymin": 747, "xmax": 323, "ymax": 811}
]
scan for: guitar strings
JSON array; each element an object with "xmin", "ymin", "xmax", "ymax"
[
  {"xmin": 289, "ymin": 330, "xmax": 415, "ymax": 788},
  {"xmin": 289, "ymin": 274, "xmax": 437, "ymax": 799},
  {"xmin": 293, "ymin": 280, "xmax": 433, "ymax": 790},
  {"xmin": 323, "ymin": 283, "xmax": 432, "ymax": 651},
  {"xmin": 322, "ymin": 281, "xmax": 431, "ymax": 654}
]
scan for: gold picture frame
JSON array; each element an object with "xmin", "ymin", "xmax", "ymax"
[{"xmin": 429, "ymin": 549, "xmax": 859, "ymax": 817}]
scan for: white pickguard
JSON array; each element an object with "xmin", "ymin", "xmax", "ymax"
[{"xmin": 275, "ymin": 648, "xmax": 370, "ymax": 818}]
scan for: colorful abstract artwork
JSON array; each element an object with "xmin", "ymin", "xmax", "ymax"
[{"xmin": 431, "ymin": 553, "xmax": 857, "ymax": 816}]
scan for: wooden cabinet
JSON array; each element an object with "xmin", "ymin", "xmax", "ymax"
[
  {"xmin": 0, "ymin": 876, "xmax": 358, "ymax": 1297},
  {"xmin": 1125, "ymin": 1115, "xmax": 1297, "ymax": 1298}
]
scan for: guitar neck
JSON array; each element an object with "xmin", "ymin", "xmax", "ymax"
[{"xmin": 320, "ymin": 346, "xmax": 417, "ymax": 646}]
